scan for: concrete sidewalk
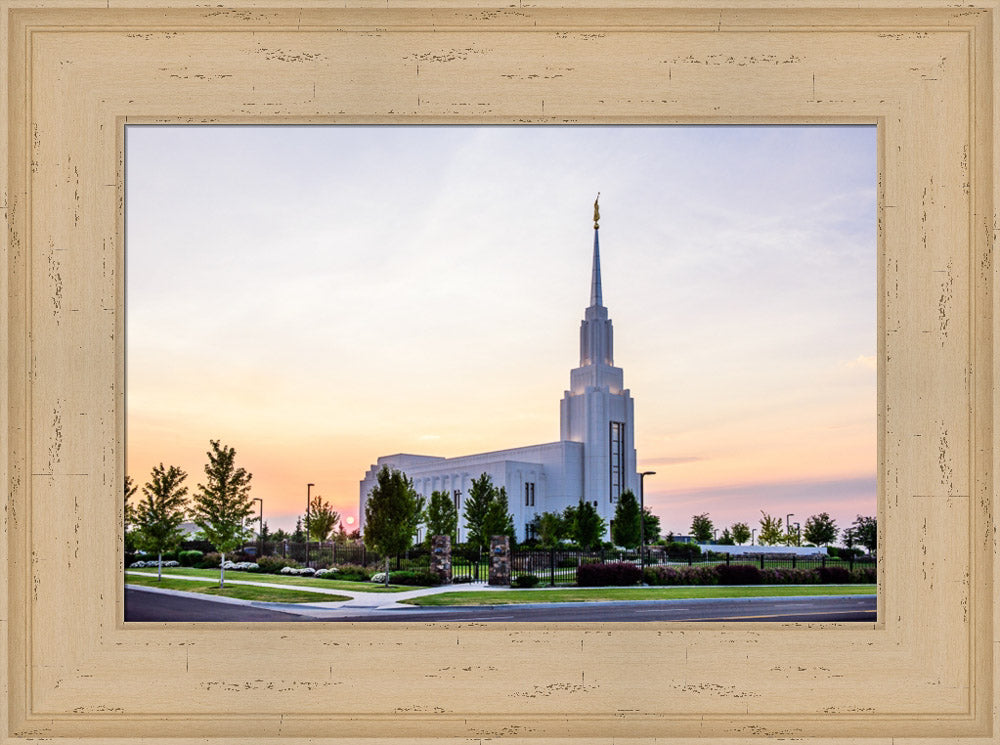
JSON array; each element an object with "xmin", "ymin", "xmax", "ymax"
[{"xmin": 124, "ymin": 570, "xmax": 503, "ymax": 611}]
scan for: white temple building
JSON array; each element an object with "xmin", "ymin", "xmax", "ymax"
[{"xmin": 359, "ymin": 199, "xmax": 640, "ymax": 542}]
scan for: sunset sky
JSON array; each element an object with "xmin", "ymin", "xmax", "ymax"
[{"xmin": 125, "ymin": 124, "xmax": 876, "ymax": 539}]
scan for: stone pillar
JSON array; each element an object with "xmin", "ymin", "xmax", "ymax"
[
  {"xmin": 488, "ymin": 535, "xmax": 511, "ymax": 586},
  {"xmin": 430, "ymin": 535, "xmax": 452, "ymax": 585}
]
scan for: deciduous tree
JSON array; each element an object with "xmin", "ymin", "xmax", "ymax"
[
  {"xmin": 463, "ymin": 473, "xmax": 515, "ymax": 551},
  {"xmin": 307, "ymin": 494, "xmax": 340, "ymax": 545},
  {"xmin": 563, "ymin": 499, "xmax": 606, "ymax": 550},
  {"xmin": 424, "ymin": 490, "xmax": 459, "ymax": 544},
  {"xmin": 690, "ymin": 513, "xmax": 714, "ymax": 544},
  {"xmin": 190, "ymin": 440, "xmax": 255, "ymax": 588},
  {"xmin": 731, "ymin": 522, "xmax": 751, "ymax": 546},
  {"xmin": 758, "ymin": 511, "xmax": 784, "ymax": 546},
  {"xmin": 803, "ymin": 512, "xmax": 838, "ymax": 547},
  {"xmin": 612, "ymin": 490, "xmax": 641, "ymax": 548},
  {"xmin": 532, "ymin": 511, "xmax": 566, "ymax": 548},
  {"xmin": 363, "ymin": 466, "xmax": 425, "ymax": 585},
  {"xmin": 134, "ymin": 464, "xmax": 189, "ymax": 580},
  {"xmin": 852, "ymin": 515, "xmax": 877, "ymax": 555},
  {"xmin": 641, "ymin": 507, "xmax": 661, "ymax": 544}
]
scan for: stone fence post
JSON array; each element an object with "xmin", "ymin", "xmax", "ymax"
[
  {"xmin": 488, "ymin": 535, "xmax": 511, "ymax": 586},
  {"xmin": 430, "ymin": 535, "xmax": 452, "ymax": 584}
]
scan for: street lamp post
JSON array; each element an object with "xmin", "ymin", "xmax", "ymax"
[
  {"xmin": 639, "ymin": 471, "xmax": 656, "ymax": 579},
  {"xmin": 306, "ymin": 483, "xmax": 314, "ymax": 566},
  {"xmin": 252, "ymin": 497, "xmax": 263, "ymax": 557},
  {"xmin": 752, "ymin": 528, "xmax": 757, "ymax": 545},
  {"xmin": 786, "ymin": 513, "xmax": 794, "ymax": 545}
]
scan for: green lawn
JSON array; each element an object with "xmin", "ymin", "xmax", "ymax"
[
  {"xmin": 403, "ymin": 584, "xmax": 877, "ymax": 606},
  {"xmin": 126, "ymin": 566, "xmax": 419, "ymax": 592},
  {"xmin": 126, "ymin": 573, "xmax": 351, "ymax": 603}
]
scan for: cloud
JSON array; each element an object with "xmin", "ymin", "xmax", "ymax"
[
  {"xmin": 641, "ymin": 455, "xmax": 704, "ymax": 466},
  {"xmin": 843, "ymin": 355, "xmax": 877, "ymax": 371}
]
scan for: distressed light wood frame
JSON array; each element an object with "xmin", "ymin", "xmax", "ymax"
[{"xmin": 2, "ymin": 1, "xmax": 997, "ymax": 742}]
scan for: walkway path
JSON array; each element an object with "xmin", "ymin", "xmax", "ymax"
[{"xmin": 124, "ymin": 570, "xmax": 501, "ymax": 611}]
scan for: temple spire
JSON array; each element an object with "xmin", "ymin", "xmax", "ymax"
[{"xmin": 590, "ymin": 194, "xmax": 603, "ymax": 307}]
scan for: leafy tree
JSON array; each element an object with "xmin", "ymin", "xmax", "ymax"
[
  {"xmin": 333, "ymin": 522, "xmax": 349, "ymax": 544},
  {"xmin": 842, "ymin": 526, "xmax": 857, "ymax": 549},
  {"xmin": 612, "ymin": 490, "xmax": 641, "ymax": 548},
  {"xmin": 852, "ymin": 515, "xmax": 877, "ymax": 555},
  {"xmin": 758, "ymin": 511, "xmax": 784, "ymax": 546},
  {"xmin": 134, "ymin": 464, "xmax": 189, "ymax": 580},
  {"xmin": 190, "ymin": 440, "xmax": 255, "ymax": 588},
  {"xmin": 347, "ymin": 528, "xmax": 361, "ymax": 542},
  {"xmin": 271, "ymin": 528, "xmax": 291, "ymax": 543},
  {"xmin": 690, "ymin": 512, "xmax": 714, "ymax": 544},
  {"xmin": 784, "ymin": 526, "xmax": 802, "ymax": 546},
  {"xmin": 463, "ymin": 473, "xmax": 514, "ymax": 551},
  {"xmin": 124, "ymin": 475, "xmax": 138, "ymax": 530},
  {"xmin": 307, "ymin": 494, "xmax": 340, "ymax": 545},
  {"xmin": 716, "ymin": 527, "xmax": 735, "ymax": 545},
  {"xmin": 482, "ymin": 486, "xmax": 516, "ymax": 547},
  {"xmin": 363, "ymin": 466, "xmax": 425, "ymax": 586},
  {"xmin": 532, "ymin": 511, "xmax": 566, "ymax": 548},
  {"xmin": 563, "ymin": 499, "xmax": 606, "ymax": 550},
  {"xmin": 803, "ymin": 512, "xmax": 838, "ymax": 547},
  {"xmin": 731, "ymin": 522, "xmax": 751, "ymax": 545},
  {"xmin": 424, "ymin": 490, "xmax": 459, "ymax": 543},
  {"xmin": 641, "ymin": 507, "xmax": 661, "ymax": 543}
]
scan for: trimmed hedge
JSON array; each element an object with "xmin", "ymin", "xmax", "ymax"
[
  {"xmin": 384, "ymin": 569, "xmax": 442, "ymax": 586},
  {"xmin": 715, "ymin": 563, "xmax": 763, "ymax": 585},
  {"xmin": 576, "ymin": 561, "xmax": 642, "ymax": 587},
  {"xmin": 177, "ymin": 550, "xmax": 204, "ymax": 567},
  {"xmin": 512, "ymin": 574, "xmax": 540, "ymax": 588}
]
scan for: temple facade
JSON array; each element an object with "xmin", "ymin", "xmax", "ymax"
[{"xmin": 358, "ymin": 199, "xmax": 640, "ymax": 541}]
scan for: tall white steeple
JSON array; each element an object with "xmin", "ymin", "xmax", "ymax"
[{"xmin": 560, "ymin": 196, "xmax": 639, "ymax": 509}]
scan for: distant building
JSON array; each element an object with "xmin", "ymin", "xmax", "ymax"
[{"xmin": 359, "ymin": 199, "xmax": 641, "ymax": 541}]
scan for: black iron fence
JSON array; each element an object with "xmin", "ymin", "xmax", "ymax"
[{"xmin": 508, "ymin": 547, "xmax": 876, "ymax": 587}]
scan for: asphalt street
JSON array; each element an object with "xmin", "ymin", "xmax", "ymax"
[{"xmin": 125, "ymin": 587, "xmax": 876, "ymax": 623}]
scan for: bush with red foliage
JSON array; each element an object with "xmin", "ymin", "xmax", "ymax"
[{"xmin": 576, "ymin": 561, "xmax": 642, "ymax": 587}]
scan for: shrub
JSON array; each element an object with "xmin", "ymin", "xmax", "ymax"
[
  {"xmin": 851, "ymin": 566, "xmax": 876, "ymax": 583},
  {"xmin": 576, "ymin": 561, "xmax": 641, "ymax": 587},
  {"xmin": 512, "ymin": 574, "xmax": 540, "ymax": 588},
  {"xmin": 715, "ymin": 563, "xmax": 763, "ymax": 585},
  {"xmin": 664, "ymin": 541, "xmax": 701, "ymax": 561},
  {"xmin": 381, "ymin": 570, "xmax": 442, "ymax": 586},
  {"xmin": 195, "ymin": 552, "xmax": 222, "ymax": 569},
  {"xmin": 817, "ymin": 565, "xmax": 853, "ymax": 583},
  {"xmin": 760, "ymin": 567, "xmax": 819, "ymax": 584},
  {"xmin": 248, "ymin": 556, "xmax": 299, "ymax": 574},
  {"xmin": 332, "ymin": 564, "xmax": 373, "ymax": 582},
  {"xmin": 177, "ymin": 550, "xmax": 204, "ymax": 567},
  {"xmin": 643, "ymin": 565, "xmax": 682, "ymax": 585}
]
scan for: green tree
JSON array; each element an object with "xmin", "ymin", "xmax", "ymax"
[
  {"xmin": 363, "ymin": 466, "xmax": 425, "ymax": 586},
  {"xmin": 563, "ymin": 499, "xmax": 606, "ymax": 550},
  {"xmin": 292, "ymin": 516, "xmax": 305, "ymax": 543},
  {"xmin": 463, "ymin": 473, "xmax": 514, "ymax": 551},
  {"xmin": 532, "ymin": 511, "xmax": 566, "ymax": 548},
  {"xmin": 424, "ymin": 490, "xmax": 459, "ymax": 544},
  {"xmin": 803, "ymin": 512, "xmax": 838, "ymax": 547},
  {"xmin": 758, "ymin": 511, "xmax": 784, "ymax": 546},
  {"xmin": 190, "ymin": 440, "xmax": 255, "ymax": 588},
  {"xmin": 134, "ymin": 464, "xmax": 189, "ymax": 581},
  {"xmin": 307, "ymin": 494, "xmax": 340, "ymax": 545},
  {"xmin": 717, "ymin": 527, "xmax": 735, "ymax": 545},
  {"xmin": 852, "ymin": 515, "xmax": 877, "ymax": 555},
  {"xmin": 612, "ymin": 490, "xmax": 641, "ymax": 548},
  {"xmin": 731, "ymin": 522, "xmax": 751, "ymax": 546},
  {"xmin": 641, "ymin": 507, "xmax": 661, "ymax": 544},
  {"xmin": 271, "ymin": 528, "xmax": 291, "ymax": 544},
  {"xmin": 690, "ymin": 512, "xmax": 714, "ymax": 544},
  {"xmin": 124, "ymin": 475, "xmax": 138, "ymax": 530}
]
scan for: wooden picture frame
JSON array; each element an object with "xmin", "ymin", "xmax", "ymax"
[{"xmin": 2, "ymin": 2, "xmax": 996, "ymax": 742}]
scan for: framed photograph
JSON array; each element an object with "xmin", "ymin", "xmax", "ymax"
[{"xmin": 2, "ymin": 2, "xmax": 996, "ymax": 742}]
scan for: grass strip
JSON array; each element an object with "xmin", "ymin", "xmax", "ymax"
[
  {"xmin": 403, "ymin": 584, "xmax": 877, "ymax": 606},
  {"xmin": 126, "ymin": 573, "xmax": 351, "ymax": 603},
  {"xmin": 127, "ymin": 566, "xmax": 417, "ymax": 592}
]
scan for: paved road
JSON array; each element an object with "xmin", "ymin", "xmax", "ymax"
[{"xmin": 125, "ymin": 586, "xmax": 875, "ymax": 623}]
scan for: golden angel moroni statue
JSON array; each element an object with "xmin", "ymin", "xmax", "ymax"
[{"xmin": 593, "ymin": 193, "xmax": 600, "ymax": 229}]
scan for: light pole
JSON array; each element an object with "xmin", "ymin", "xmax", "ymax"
[
  {"xmin": 639, "ymin": 471, "xmax": 656, "ymax": 578},
  {"xmin": 786, "ymin": 513, "xmax": 794, "ymax": 545},
  {"xmin": 252, "ymin": 497, "xmax": 263, "ymax": 557},
  {"xmin": 752, "ymin": 528, "xmax": 757, "ymax": 545},
  {"xmin": 306, "ymin": 483, "xmax": 314, "ymax": 566}
]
